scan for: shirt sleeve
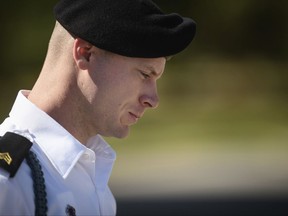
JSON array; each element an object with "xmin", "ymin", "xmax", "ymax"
[{"xmin": 0, "ymin": 170, "xmax": 32, "ymax": 215}]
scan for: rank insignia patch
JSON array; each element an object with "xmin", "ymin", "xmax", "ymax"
[
  {"xmin": 0, "ymin": 132, "xmax": 33, "ymax": 177},
  {"xmin": 0, "ymin": 152, "xmax": 12, "ymax": 165}
]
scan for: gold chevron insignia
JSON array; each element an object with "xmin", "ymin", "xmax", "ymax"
[{"xmin": 0, "ymin": 152, "xmax": 12, "ymax": 165}]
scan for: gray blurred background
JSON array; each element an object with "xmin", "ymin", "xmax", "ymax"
[{"xmin": 1, "ymin": 1, "xmax": 288, "ymax": 215}]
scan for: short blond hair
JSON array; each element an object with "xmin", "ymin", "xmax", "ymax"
[{"xmin": 46, "ymin": 22, "xmax": 75, "ymax": 61}]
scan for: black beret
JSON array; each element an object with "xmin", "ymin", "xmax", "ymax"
[{"xmin": 54, "ymin": 0, "xmax": 196, "ymax": 58}]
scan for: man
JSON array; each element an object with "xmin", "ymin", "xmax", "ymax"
[{"xmin": 0, "ymin": 0, "xmax": 196, "ymax": 215}]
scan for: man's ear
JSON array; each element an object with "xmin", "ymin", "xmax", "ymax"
[{"xmin": 73, "ymin": 38, "xmax": 93, "ymax": 70}]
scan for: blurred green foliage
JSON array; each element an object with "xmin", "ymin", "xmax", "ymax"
[
  {"xmin": 154, "ymin": 0, "xmax": 288, "ymax": 59},
  {"xmin": 0, "ymin": 0, "xmax": 287, "ymax": 150},
  {"xmin": 1, "ymin": 0, "xmax": 287, "ymax": 74}
]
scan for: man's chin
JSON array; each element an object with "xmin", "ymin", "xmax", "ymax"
[
  {"xmin": 106, "ymin": 126, "xmax": 130, "ymax": 139},
  {"xmin": 116, "ymin": 128, "xmax": 130, "ymax": 139}
]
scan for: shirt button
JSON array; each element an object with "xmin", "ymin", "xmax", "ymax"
[{"xmin": 91, "ymin": 155, "xmax": 96, "ymax": 163}]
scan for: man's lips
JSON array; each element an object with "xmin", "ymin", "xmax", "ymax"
[
  {"xmin": 129, "ymin": 112, "xmax": 140, "ymax": 119},
  {"xmin": 128, "ymin": 112, "xmax": 143, "ymax": 124}
]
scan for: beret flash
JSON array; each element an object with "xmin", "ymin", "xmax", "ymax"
[{"xmin": 54, "ymin": 0, "xmax": 196, "ymax": 58}]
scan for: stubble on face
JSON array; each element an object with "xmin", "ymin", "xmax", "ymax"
[{"xmin": 83, "ymin": 49, "xmax": 166, "ymax": 139}]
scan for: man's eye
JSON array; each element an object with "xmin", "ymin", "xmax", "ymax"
[{"xmin": 140, "ymin": 71, "xmax": 150, "ymax": 79}]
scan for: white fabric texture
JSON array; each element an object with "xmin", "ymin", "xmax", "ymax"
[{"xmin": 0, "ymin": 90, "xmax": 116, "ymax": 216}]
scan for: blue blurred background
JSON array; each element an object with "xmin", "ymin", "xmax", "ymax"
[{"xmin": 1, "ymin": 1, "xmax": 288, "ymax": 215}]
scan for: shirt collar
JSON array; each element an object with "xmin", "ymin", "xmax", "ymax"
[
  {"xmin": 86, "ymin": 135, "xmax": 116, "ymax": 186},
  {"xmin": 9, "ymin": 90, "xmax": 116, "ymax": 179}
]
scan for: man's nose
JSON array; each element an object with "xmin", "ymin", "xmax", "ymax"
[{"xmin": 139, "ymin": 87, "xmax": 159, "ymax": 109}]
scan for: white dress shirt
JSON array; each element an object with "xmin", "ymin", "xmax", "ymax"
[{"xmin": 0, "ymin": 90, "xmax": 116, "ymax": 215}]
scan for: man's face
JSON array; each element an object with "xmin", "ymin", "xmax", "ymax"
[{"xmin": 81, "ymin": 49, "xmax": 166, "ymax": 138}]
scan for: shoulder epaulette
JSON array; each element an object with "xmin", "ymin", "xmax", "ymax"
[{"xmin": 0, "ymin": 132, "xmax": 33, "ymax": 177}]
